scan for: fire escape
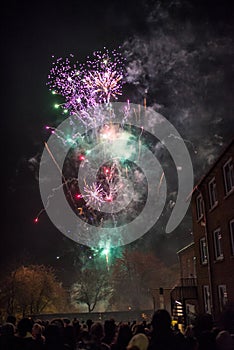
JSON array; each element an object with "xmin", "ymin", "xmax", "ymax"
[{"xmin": 170, "ymin": 277, "xmax": 198, "ymax": 327}]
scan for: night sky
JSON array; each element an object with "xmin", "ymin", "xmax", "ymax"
[{"xmin": 2, "ymin": 0, "xmax": 234, "ymax": 283}]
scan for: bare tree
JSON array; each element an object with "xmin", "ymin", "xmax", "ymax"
[{"xmin": 71, "ymin": 268, "xmax": 112, "ymax": 312}]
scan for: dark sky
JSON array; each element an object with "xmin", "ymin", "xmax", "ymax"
[{"xmin": 1, "ymin": 0, "xmax": 234, "ymax": 280}]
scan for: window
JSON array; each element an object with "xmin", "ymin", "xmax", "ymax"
[
  {"xmin": 208, "ymin": 177, "xmax": 218, "ymax": 208},
  {"xmin": 218, "ymin": 285, "xmax": 228, "ymax": 312},
  {"xmin": 213, "ymin": 228, "xmax": 223, "ymax": 260},
  {"xmin": 223, "ymin": 158, "xmax": 234, "ymax": 194},
  {"xmin": 200, "ymin": 237, "xmax": 208, "ymax": 264},
  {"xmin": 203, "ymin": 285, "xmax": 211, "ymax": 314},
  {"xmin": 230, "ymin": 219, "xmax": 234, "ymax": 256},
  {"xmin": 196, "ymin": 194, "xmax": 203, "ymax": 220}
]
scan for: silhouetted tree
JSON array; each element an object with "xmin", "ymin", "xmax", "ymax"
[
  {"xmin": 0, "ymin": 265, "xmax": 67, "ymax": 317},
  {"xmin": 71, "ymin": 267, "xmax": 112, "ymax": 312}
]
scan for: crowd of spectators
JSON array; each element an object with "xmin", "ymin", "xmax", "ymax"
[{"xmin": 0, "ymin": 309, "xmax": 233, "ymax": 350}]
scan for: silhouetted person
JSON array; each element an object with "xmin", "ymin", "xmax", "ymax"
[
  {"xmin": 14, "ymin": 317, "xmax": 35, "ymax": 350},
  {"xmin": 32, "ymin": 323, "xmax": 45, "ymax": 349},
  {"xmin": 63, "ymin": 321, "xmax": 76, "ymax": 350},
  {"xmin": 72, "ymin": 317, "xmax": 81, "ymax": 343},
  {"xmin": 193, "ymin": 313, "xmax": 216, "ymax": 350},
  {"xmin": 6, "ymin": 315, "xmax": 16, "ymax": 326},
  {"xmin": 218, "ymin": 302, "xmax": 234, "ymax": 335},
  {"xmin": 148, "ymin": 309, "xmax": 186, "ymax": 350},
  {"xmin": 0, "ymin": 322, "xmax": 16, "ymax": 350},
  {"xmin": 86, "ymin": 319, "xmax": 94, "ymax": 333},
  {"xmin": 216, "ymin": 330, "xmax": 234, "ymax": 350},
  {"xmin": 216, "ymin": 303, "xmax": 234, "ymax": 350},
  {"xmin": 84, "ymin": 322, "xmax": 110, "ymax": 350},
  {"xmin": 131, "ymin": 323, "xmax": 146, "ymax": 336},
  {"xmin": 102, "ymin": 319, "xmax": 116, "ymax": 345},
  {"xmin": 44, "ymin": 324, "xmax": 65, "ymax": 350},
  {"xmin": 111, "ymin": 323, "xmax": 132, "ymax": 350},
  {"xmin": 77, "ymin": 328, "xmax": 90, "ymax": 349}
]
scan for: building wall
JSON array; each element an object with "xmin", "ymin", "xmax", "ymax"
[
  {"xmin": 192, "ymin": 194, "xmax": 210, "ymax": 316},
  {"xmin": 192, "ymin": 140, "xmax": 234, "ymax": 321},
  {"xmin": 177, "ymin": 243, "xmax": 199, "ymax": 323},
  {"xmin": 178, "ymin": 243, "xmax": 196, "ymax": 279}
]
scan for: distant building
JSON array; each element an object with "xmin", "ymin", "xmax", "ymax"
[
  {"xmin": 171, "ymin": 243, "xmax": 198, "ymax": 326},
  {"xmin": 192, "ymin": 139, "xmax": 234, "ymax": 321}
]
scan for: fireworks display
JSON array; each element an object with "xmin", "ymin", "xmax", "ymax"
[
  {"xmin": 47, "ymin": 48, "xmax": 125, "ymax": 121},
  {"xmin": 37, "ymin": 48, "xmax": 150, "ymax": 257},
  {"xmin": 37, "ymin": 44, "xmax": 193, "ymax": 260}
]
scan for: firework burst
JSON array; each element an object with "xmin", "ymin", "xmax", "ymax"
[
  {"xmin": 36, "ymin": 47, "xmax": 152, "ymax": 254},
  {"xmin": 83, "ymin": 182, "xmax": 104, "ymax": 208},
  {"xmin": 47, "ymin": 48, "xmax": 125, "ymax": 116}
]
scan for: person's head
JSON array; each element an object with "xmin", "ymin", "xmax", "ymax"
[
  {"xmin": 194, "ymin": 313, "xmax": 214, "ymax": 334},
  {"xmin": 32, "ymin": 323, "xmax": 43, "ymax": 338},
  {"xmin": 90, "ymin": 322, "xmax": 104, "ymax": 341},
  {"xmin": 216, "ymin": 330, "xmax": 234, "ymax": 350},
  {"xmin": 117, "ymin": 323, "xmax": 132, "ymax": 346},
  {"xmin": 6, "ymin": 315, "xmax": 16, "ymax": 326},
  {"xmin": 44, "ymin": 324, "xmax": 61, "ymax": 344},
  {"xmin": 104, "ymin": 319, "xmax": 116, "ymax": 340},
  {"xmin": 17, "ymin": 318, "xmax": 32, "ymax": 337},
  {"xmin": 63, "ymin": 318, "xmax": 71, "ymax": 326},
  {"xmin": 151, "ymin": 309, "xmax": 172, "ymax": 333},
  {"xmin": 34, "ymin": 319, "xmax": 43, "ymax": 326},
  {"xmin": 50, "ymin": 318, "xmax": 64, "ymax": 328},
  {"xmin": 127, "ymin": 333, "xmax": 149, "ymax": 350},
  {"xmin": 0, "ymin": 323, "xmax": 15, "ymax": 336},
  {"xmin": 132, "ymin": 323, "xmax": 145, "ymax": 335},
  {"xmin": 86, "ymin": 319, "xmax": 93, "ymax": 331}
]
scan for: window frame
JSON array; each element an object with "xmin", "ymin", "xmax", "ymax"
[
  {"xmin": 203, "ymin": 285, "xmax": 211, "ymax": 314},
  {"xmin": 208, "ymin": 177, "xmax": 218, "ymax": 209},
  {"xmin": 229, "ymin": 219, "xmax": 234, "ymax": 256},
  {"xmin": 213, "ymin": 228, "xmax": 224, "ymax": 260},
  {"xmin": 200, "ymin": 237, "xmax": 208, "ymax": 264},
  {"xmin": 196, "ymin": 194, "xmax": 204, "ymax": 221},
  {"xmin": 223, "ymin": 157, "xmax": 234, "ymax": 195},
  {"xmin": 218, "ymin": 285, "xmax": 228, "ymax": 312}
]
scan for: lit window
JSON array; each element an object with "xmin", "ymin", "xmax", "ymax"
[
  {"xmin": 230, "ymin": 219, "xmax": 234, "ymax": 256},
  {"xmin": 223, "ymin": 158, "xmax": 234, "ymax": 195},
  {"xmin": 203, "ymin": 285, "xmax": 211, "ymax": 314},
  {"xmin": 218, "ymin": 285, "xmax": 228, "ymax": 312},
  {"xmin": 196, "ymin": 194, "xmax": 203, "ymax": 220},
  {"xmin": 208, "ymin": 177, "xmax": 218, "ymax": 208},
  {"xmin": 213, "ymin": 228, "xmax": 223, "ymax": 260},
  {"xmin": 200, "ymin": 237, "xmax": 208, "ymax": 264}
]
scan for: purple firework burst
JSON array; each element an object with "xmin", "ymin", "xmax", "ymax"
[{"xmin": 47, "ymin": 48, "xmax": 125, "ymax": 115}]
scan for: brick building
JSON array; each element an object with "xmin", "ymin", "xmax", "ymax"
[
  {"xmin": 177, "ymin": 242, "xmax": 196, "ymax": 280},
  {"xmin": 191, "ymin": 139, "xmax": 234, "ymax": 321}
]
